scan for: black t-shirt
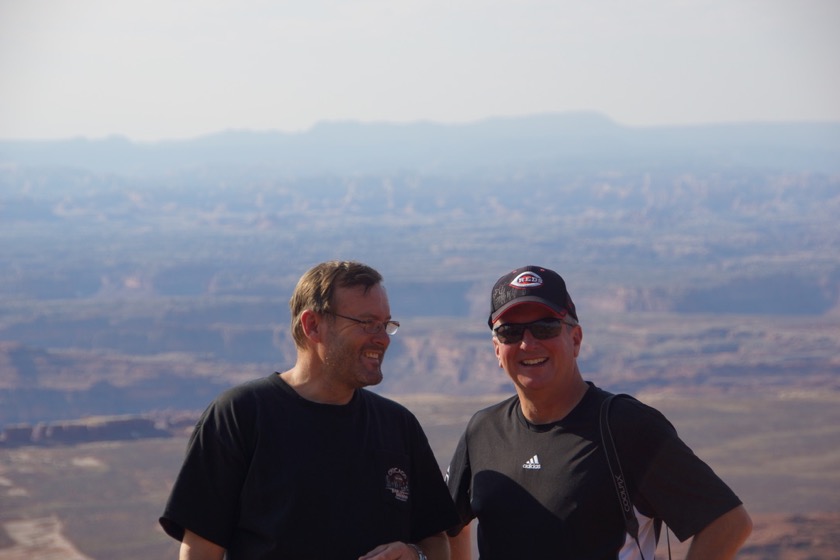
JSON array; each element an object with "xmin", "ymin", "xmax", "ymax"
[
  {"xmin": 160, "ymin": 373, "xmax": 458, "ymax": 559},
  {"xmin": 446, "ymin": 383, "xmax": 743, "ymax": 559}
]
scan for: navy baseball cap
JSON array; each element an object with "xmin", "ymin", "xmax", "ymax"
[{"xmin": 488, "ymin": 265, "xmax": 578, "ymax": 327}]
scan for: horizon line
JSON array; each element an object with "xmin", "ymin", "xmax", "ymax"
[{"xmin": 4, "ymin": 111, "xmax": 840, "ymax": 144}]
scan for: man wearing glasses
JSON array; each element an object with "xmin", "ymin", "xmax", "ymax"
[
  {"xmin": 445, "ymin": 265, "xmax": 752, "ymax": 559},
  {"xmin": 161, "ymin": 260, "xmax": 457, "ymax": 559}
]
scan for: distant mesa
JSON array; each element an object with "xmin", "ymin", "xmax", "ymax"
[
  {"xmin": 0, "ymin": 413, "xmax": 188, "ymax": 447},
  {"xmin": 1, "ymin": 112, "xmax": 838, "ymax": 174}
]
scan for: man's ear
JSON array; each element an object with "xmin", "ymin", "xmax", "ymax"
[
  {"xmin": 493, "ymin": 337, "xmax": 503, "ymax": 366},
  {"xmin": 571, "ymin": 324, "xmax": 583, "ymax": 357},
  {"xmin": 300, "ymin": 309, "xmax": 323, "ymax": 343}
]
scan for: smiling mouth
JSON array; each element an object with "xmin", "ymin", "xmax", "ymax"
[
  {"xmin": 521, "ymin": 358, "xmax": 548, "ymax": 366},
  {"xmin": 364, "ymin": 350, "xmax": 383, "ymax": 363}
]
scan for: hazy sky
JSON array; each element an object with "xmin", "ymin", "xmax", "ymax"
[{"xmin": 1, "ymin": 0, "xmax": 838, "ymax": 141}]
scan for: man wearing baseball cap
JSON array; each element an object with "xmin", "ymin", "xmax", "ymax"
[{"xmin": 445, "ymin": 265, "xmax": 752, "ymax": 559}]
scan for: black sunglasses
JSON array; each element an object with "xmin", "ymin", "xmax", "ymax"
[{"xmin": 492, "ymin": 318, "xmax": 576, "ymax": 344}]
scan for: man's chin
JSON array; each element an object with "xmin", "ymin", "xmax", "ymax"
[{"xmin": 359, "ymin": 370, "xmax": 384, "ymax": 387}]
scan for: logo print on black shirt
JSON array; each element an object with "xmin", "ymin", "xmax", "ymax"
[{"xmin": 385, "ymin": 467, "xmax": 410, "ymax": 501}]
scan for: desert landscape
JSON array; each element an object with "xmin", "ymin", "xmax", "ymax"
[
  {"xmin": 2, "ymin": 116, "xmax": 839, "ymax": 557},
  {"xmin": 1, "ymin": 390, "xmax": 840, "ymax": 558}
]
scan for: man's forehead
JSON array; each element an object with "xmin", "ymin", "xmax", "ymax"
[{"xmin": 334, "ymin": 283, "xmax": 389, "ymax": 309}]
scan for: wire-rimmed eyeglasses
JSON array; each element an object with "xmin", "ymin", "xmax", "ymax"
[{"xmin": 327, "ymin": 311, "xmax": 400, "ymax": 335}]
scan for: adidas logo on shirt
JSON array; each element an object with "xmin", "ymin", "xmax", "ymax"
[{"xmin": 522, "ymin": 455, "xmax": 541, "ymax": 469}]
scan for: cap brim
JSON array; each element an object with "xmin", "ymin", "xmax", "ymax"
[{"xmin": 489, "ymin": 297, "xmax": 569, "ymax": 327}]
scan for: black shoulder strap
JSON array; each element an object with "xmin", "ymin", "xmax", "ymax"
[{"xmin": 599, "ymin": 393, "xmax": 644, "ymax": 558}]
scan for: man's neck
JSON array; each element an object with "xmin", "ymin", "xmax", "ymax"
[
  {"xmin": 518, "ymin": 376, "xmax": 589, "ymax": 425},
  {"xmin": 278, "ymin": 366, "xmax": 355, "ymax": 405}
]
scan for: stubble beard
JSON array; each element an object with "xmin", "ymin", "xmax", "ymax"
[{"xmin": 324, "ymin": 339, "xmax": 384, "ymax": 389}]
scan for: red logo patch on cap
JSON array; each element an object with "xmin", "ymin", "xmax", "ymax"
[{"xmin": 510, "ymin": 272, "xmax": 543, "ymax": 289}]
